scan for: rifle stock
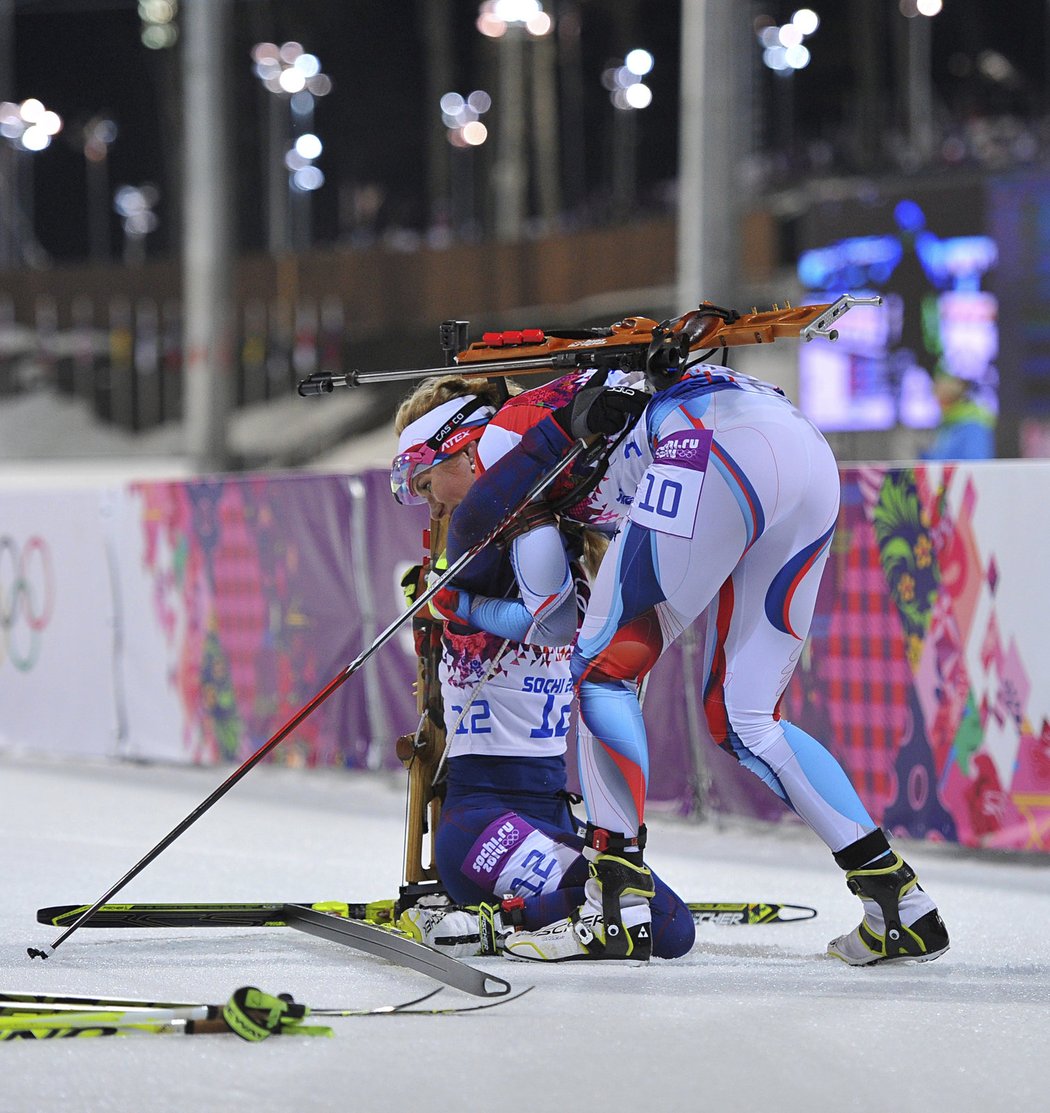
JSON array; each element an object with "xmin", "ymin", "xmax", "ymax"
[{"xmin": 399, "ymin": 520, "xmax": 448, "ymax": 892}]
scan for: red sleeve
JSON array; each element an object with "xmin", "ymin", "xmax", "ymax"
[{"xmin": 490, "ymin": 373, "xmax": 584, "ymax": 434}]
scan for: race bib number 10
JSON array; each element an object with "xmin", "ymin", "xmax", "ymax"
[{"xmin": 629, "ymin": 429, "xmax": 714, "ymax": 539}]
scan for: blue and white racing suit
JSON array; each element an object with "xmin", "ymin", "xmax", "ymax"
[{"xmin": 449, "ymin": 365, "xmax": 878, "ymax": 857}]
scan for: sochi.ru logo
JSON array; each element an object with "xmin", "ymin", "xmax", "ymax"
[{"xmin": 0, "ymin": 535, "xmax": 55, "ymax": 672}]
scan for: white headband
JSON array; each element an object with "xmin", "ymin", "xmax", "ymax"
[{"xmin": 396, "ymin": 394, "xmax": 495, "ymax": 455}]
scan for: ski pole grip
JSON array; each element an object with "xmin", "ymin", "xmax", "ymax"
[{"xmin": 297, "ymin": 374, "xmax": 335, "ymax": 396}]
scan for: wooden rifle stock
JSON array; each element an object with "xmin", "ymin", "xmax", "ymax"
[{"xmin": 399, "ymin": 520, "xmax": 448, "ymax": 889}]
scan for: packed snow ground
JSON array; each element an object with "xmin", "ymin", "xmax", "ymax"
[{"xmin": 1, "ymin": 754, "xmax": 1047, "ymax": 1113}]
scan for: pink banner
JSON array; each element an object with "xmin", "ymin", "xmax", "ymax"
[
  {"xmin": 5, "ymin": 460, "xmax": 1048, "ymax": 853},
  {"xmin": 777, "ymin": 463, "xmax": 1050, "ymax": 852}
]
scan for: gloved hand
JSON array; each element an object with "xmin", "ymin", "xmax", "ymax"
[
  {"xmin": 222, "ymin": 986, "xmax": 332, "ymax": 1040},
  {"xmin": 552, "ymin": 369, "xmax": 650, "ymax": 439},
  {"xmin": 400, "ymin": 563, "xmax": 425, "ymax": 607},
  {"xmin": 428, "ymin": 585, "xmax": 473, "ymax": 624}
]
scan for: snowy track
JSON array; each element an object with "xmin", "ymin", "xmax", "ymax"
[{"xmin": 1, "ymin": 755, "xmax": 1047, "ymax": 1113}]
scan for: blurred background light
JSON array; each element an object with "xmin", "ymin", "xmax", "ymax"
[
  {"xmin": 292, "ymin": 166, "xmax": 325, "ymax": 192},
  {"xmin": 294, "ymin": 133, "xmax": 323, "ymax": 161},
  {"xmin": 757, "ymin": 8, "xmax": 819, "ymax": 70},
  {"xmin": 476, "ymin": 0, "xmax": 552, "ymax": 38},
  {"xmin": 605, "ymin": 49, "xmax": 655, "ymax": 110},
  {"xmin": 0, "ymin": 98, "xmax": 63, "ymax": 151},
  {"xmin": 441, "ymin": 88, "xmax": 491, "ymax": 146},
  {"xmin": 278, "ymin": 68, "xmax": 307, "ymax": 94},
  {"xmin": 251, "ymin": 41, "xmax": 331, "ymax": 252},
  {"xmin": 792, "ymin": 8, "xmax": 820, "ymax": 35},
  {"xmin": 461, "ymin": 120, "xmax": 488, "ymax": 146},
  {"xmin": 623, "ymin": 83, "xmax": 653, "ymax": 110},
  {"xmin": 900, "ymin": 0, "xmax": 944, "ymax": 15},
  {"xmin": 624, "ymin": 48, "xmax": 654, "ymax": 76},
  {"xmin": 138, "ymin": 0, "xmax": 177, "ymax": 49}
]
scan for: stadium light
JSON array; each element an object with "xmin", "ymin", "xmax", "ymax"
[
  {"xmin": 251, "ymin": 42, "xmax": 332, "ymax": 250},
  {"xmin": 900, "ymin": 0, "xmax": 944, "ymax": 15},
  {"xmin": 603, "ymin": 49, "xmax": 655, "ymax": 112},
  {"xmin": 441, "ymin": 89, "xmax": 491, "ymax": 148},
  {"xmin": 755, "ymin": 9, "xmax": 820, "ymax": 71},
  {"xmin": 139, "ymin": 0, "xmax": 178, "ymax": 49},
  {"xmin": 476, "ymin": 0, "xmax": 552, "ymax": 38},
  {"xmin": 114, "ymin": 183, "xmax": 160, "ymax": 264},
  {"xmin": 0, "ymin": 98, "xmax": 63, "ymax": 151},
  {"xmin": 0, "ymin": 98, "xmax": 63, "ymax": 265}
]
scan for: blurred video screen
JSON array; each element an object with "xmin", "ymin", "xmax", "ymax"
[{"xmin": 796, "ymin": 196, "xmax": 999, "ymax": 433}]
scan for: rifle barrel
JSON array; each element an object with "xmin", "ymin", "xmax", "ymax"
[{"xmin": 351, "ymin": 354, "xmax": 558, "ymax": 385}]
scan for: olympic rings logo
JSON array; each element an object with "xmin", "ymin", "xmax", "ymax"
[{"xmin": 0, "ymin": 535, "xmax": 55, "ymax": 672}]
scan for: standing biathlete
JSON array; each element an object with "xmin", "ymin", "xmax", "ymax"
[
  {"xmin": 447, "ymin": 364, "xmax": 950, "ymax": 966},
  {"xmin": 388, "ymin": 376, "xmax": 694, "ymax": 959}
]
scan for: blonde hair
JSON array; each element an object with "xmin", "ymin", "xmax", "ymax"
[
  {"xmin": 394, "ymin": 375, "xmax": 522, "ymax": 435},
  {"xmin": 396, "ymin": 373, "xmax": 609, "ymax": 578},
  {"xmin": 580, "ymin": 530, "xmax": 610, "ymax": 581}
]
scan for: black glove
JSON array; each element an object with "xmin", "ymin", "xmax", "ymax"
[{"xmin": 552, "ymin": 370, "xmax": 650, "ymax": 439}]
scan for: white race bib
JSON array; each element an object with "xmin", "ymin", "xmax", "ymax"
[{"xmin": 628, "ymin": 430, "xmax": 713, "ymax": 539}]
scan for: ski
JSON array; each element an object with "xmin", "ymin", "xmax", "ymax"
[
  {"xmin": 0, "ymin": 986, "xmax": 530, "ymax": 1021},
  {"xmin": 283, "ymin": 904, "xmax": 513, "ymax": 998},
  {"xmin": 1, "ymin": 999, "xmax": 209, "ymax": 1020},
  {"xmin": 690, "ymin": 902, "xmax": 817, "ymax": 925},
  {"xmin": 35, "ymin": 899, "xmax": 394, "ymax": 930},
  {"xmin": 0, "ymin": 1018, "xmax": 218, "ymax": 1040},
  {"xmin": 38, "ymin": 898, "xmax": 816, "ymax": 930}
]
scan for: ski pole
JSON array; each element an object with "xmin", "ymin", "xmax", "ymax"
[{"xmin": 28, "ymin": 438, "xmax": 591, "ymax": 960}]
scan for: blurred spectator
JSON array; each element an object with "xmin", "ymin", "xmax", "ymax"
[{"xmin": 922, "ymin": 370, "xmax": 996, "ymax": 460}]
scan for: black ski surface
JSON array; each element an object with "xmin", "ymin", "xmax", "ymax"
[
  {"xmin": 38, "ymin": 898, "xmax": 817, "ymax": 930},
  {"xmin": 36, "ymin": 900, "xmax": 382, "ymax": 930}
]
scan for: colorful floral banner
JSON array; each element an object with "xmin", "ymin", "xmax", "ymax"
[
  {"xmin": 778, "ymin": 463, "xmax": 1050, "ymax": 852},
  {"xmin": 3, "ymin": 461, "xmax": 1048, "ymax": 853}
]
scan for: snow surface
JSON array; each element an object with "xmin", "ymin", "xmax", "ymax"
[{"xmin": 1, "ymin": 754, "xmax": 1047, "ymax": 1113}]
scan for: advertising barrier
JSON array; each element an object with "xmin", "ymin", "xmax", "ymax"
[{"xmin": 2, "ymin": 460, "xmax": 1048, "ymax": 852}]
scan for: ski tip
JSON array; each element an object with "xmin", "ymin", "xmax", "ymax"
[
  {"xmin": 779, "ymin": 904, "xmax": 818, "ymax": 922},
  {"xmin": 482, "ymin": 973, "xmax": 514, "ymax": 998},
  {"xmin": 26, "ymin": 946, "xmax": 53, "ymax": 961}
]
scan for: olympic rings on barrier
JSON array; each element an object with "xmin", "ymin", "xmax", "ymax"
[{"xmin": 0, "ymin": 535, "xmax": 55, "ymax": 672}]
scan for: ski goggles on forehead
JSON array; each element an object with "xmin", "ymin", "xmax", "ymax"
[{"xmin": 390, "ymin": 396, "xmax": 493, "ymax": 505}]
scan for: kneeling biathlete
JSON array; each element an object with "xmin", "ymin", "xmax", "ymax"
[
  {"xmin": 388, "ymin": 375, "xmax": 695, "ymax": 960},
  {"xmin": 446, "ymin": 363, "xmax": 950, "ymax": 966}
]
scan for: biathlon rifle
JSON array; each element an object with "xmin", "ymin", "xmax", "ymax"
[
  {"xmin": 297, "ymin": 293, "xmax": 881, "ymax": 395},
  {"xmin": 394, "ymin": 520, "xmax": 448, "ymax": 911}
]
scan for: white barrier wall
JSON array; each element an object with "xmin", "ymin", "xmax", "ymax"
[
  {"xmin": 1, "ymin": 489, "xmax": 123, "ymax": 756},
  {"xmin": 3, "ymin": 461, "xmax": 1050, "ymax": 853},
  {"xmin": 1, "ymin": 473, "xmax": 427, "ymax": 769}
]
